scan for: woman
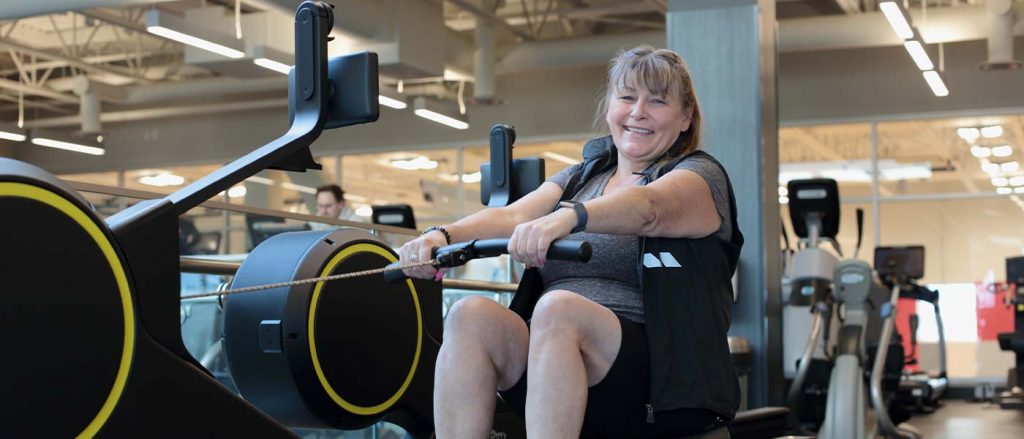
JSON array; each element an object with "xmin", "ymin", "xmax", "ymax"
[{"xmin": 398, "ymin": 46, "xmax": 743, "ymax": 438}]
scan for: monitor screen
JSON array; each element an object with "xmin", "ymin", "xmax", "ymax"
[{"xmin": 874, "ymin": 246, "xmax": 925, "ymax": 280}]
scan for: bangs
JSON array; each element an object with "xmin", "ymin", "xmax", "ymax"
[{"xmin": 610, "ymin": 54, "xmax": 683, "ymax": 103}]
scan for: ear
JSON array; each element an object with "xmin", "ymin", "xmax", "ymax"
[{"xmin": 680, "ymin": 105, "xmax": 695, "ymax": 132}]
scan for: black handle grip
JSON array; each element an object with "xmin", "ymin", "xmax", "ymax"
[{"xmin": 383, "ymin": 239, "xmax": 591, "ymax": 284}]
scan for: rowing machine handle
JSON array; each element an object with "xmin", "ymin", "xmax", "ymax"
[{"xmin": 383, "ymin": 239, "xmax": 591, "ymax": 283}]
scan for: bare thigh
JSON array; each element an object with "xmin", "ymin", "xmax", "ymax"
[{"xmin": 529, "ymin": 290, "xmax": 623, "ymax": 386}]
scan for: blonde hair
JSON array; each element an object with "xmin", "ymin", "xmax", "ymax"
[{"xmin": 594, "ymin": 45, "xmax": 702, "ymax": 158}]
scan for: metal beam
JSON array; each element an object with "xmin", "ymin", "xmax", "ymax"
[
  {"xmin": 0, "ymin": 77, "xmax": 78, "ymax": 103},
  {"xmin": 0, "ymin": 94, "xmax": 75, "ymax": 113},
  {"xmin": 445, "ymin": 0, "xmax": 534, "ymax": 41},
  {"xmin": 0, "ymin": 38, "xmax": 149, "ymax": 83}
]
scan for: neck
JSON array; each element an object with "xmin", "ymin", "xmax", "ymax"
[{"xmin": 616, "ymin": 158, "xmax": 654, "ymax": 177}]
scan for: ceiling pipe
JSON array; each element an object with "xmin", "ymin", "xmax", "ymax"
[
  {"xmin": 120, "ymin": 77, "xmax": 286, "ymax": 105},
  {"xmin": 0, "ymin": 0, "xmax": 176, "ymax": 20},
  {"xmin": 981, "ymin": 0, "xmax": 1022, "ymax": 70},
  {"xmin": 473, "ymin": 0, "xmax": 497, "ymax": 103},
  {"xmin": 23, "ymin": 98, "xmax": 285, "ymax": 129},
  {"xmin": 72, "ymin": 76, "xmax": 103, "ymax": 134}
]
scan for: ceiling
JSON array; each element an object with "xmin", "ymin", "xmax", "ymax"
[{"xmin": 0, "ymin": 0, "xmax": 997, "ymax": 123}]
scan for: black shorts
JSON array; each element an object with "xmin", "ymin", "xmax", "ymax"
[{"xmin": 497, "ymin": 315, "xmax": 721, "ymax": 438}]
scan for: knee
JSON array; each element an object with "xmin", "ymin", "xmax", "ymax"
[
  {"xmin": 530, "ymin": 290, "xmax": 585, "ymax": 338},
  {"xmin": 444, "ymin": 295, "xmax": 501, "ymax": 334}
]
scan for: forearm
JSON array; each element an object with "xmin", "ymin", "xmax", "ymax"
[{"xmin": 444, "ymin": 206, "xmax": 524, "ymax": 242}]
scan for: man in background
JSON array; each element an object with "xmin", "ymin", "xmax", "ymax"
[{"xmin": 310, "ymin": 184, "xmax": 364, "ymax": 230}]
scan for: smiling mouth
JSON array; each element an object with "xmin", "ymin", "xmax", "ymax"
[{"xmin": 624, "ymin": 126, "xmax": 654, "ymax": 135}]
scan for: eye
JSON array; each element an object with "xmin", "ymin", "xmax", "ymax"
[
  {"xmin": 650, "ymin": 97, "xmax": 667, "ymax": 105},
  {"xmin": 618, "ymin": 95, "xmax": 636, "ymax": 102}
]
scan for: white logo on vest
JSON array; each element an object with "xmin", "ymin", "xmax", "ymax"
[{"xmin": 642, "ymin": 252, "xmax": 682, "ymax": 268}]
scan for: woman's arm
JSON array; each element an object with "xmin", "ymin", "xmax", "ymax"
[
  {"xmin": 442, "ymin": 181, "xmax": 565, "ymax": 243},
  {"xmin": 585, "ymin": 169, "xmax": 721, "ymax": 238},
  {"xmin": 398, "ymin": 181, "xmax": 564, "ymax": 279},
  {"xmin": 507, "ymin": 169, "xmax": 722, "ymax": 268}
]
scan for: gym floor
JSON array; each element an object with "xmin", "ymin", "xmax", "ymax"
[{"xmin": 908, "ymin": 401, "xmax": 1024, "ymax": 438}]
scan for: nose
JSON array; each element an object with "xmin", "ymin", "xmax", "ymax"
[{"xmin": 630, "ymin": 100, "xmax": 647, "ymax": 119}]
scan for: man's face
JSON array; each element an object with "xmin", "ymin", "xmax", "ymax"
[{"xmin": 316, "ymin": 191, "xmax": 343, "ymax": 218}]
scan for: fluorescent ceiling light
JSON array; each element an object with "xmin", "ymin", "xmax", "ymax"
[
  {"xmin": 880, "ymin": 165, "xmax": 932, "ymax": 180},
  {"xmin": 1001, "ymin": 161, "xmax": 1020, "ymax": 172},
  {"xmin": 543, "ymin": 151, "xmax": 581, "ymax": 165},
  {"xmin": 998, "ymin": 187, "xmax": 1013, "ymax": 195},
  {"xmin": 903, "ymin": 40, "xmax": 934, "ymax": 71},
  {"xmin": 280, "ymin": 181, "xmax": 316, "ymax": 194},
  {"xmin": 781, "ymin": 160, "xmax": 930, "ymax": 183},
  {"xmin": 413, "ymin": 97, "xmax": 468, "ymax": 130},
  {"xmin": 958, "ymin": 127, "xmax": 980, "ymax": 142},
  {"xmin": 1016, "ymin": 187, "xmax": 1024, "ymax": 194},
  {"xmin": 993, "ymin": 177, "xmax": 1010, "ymax": 187},
  {"xmin": 461, "ymin": 171, "xmax": 482, "ymax": 183},
  {"xmin": 778, "ymin": 186, "xmax": 788, "ymax": 197},
  {"xmin": 971, "ymin": 145, "xmax": 992, "ymax": 158},
  {"xmin": 821, "ymin": 169, "xmax": 872, "ymax": 182},
  {"xmin": 779, "ymin": 196, "xmax": 790, "ymax": 205},
  {"xmin": 251, "ymin": 45, "xmax": 293, "ymax": 75},
  {"xmin": 922, "ymin": 71, "xmax": 949, "ymax": 97},
  {"xmin": 879, "ymin": 1, "xmax": 914, "ymax": 40},
  {"xmin": 982, "ymin": 162, "xmax": 1000, "ymax": 174},
  {"xmin": 139, "ymin": 172, "xmax": 185, "ymax": 187},
  {"xmin": 227, "ymin": 186, "xmax": 247, "ymax": 198},
  {"xmin": 31, "ymin": 131, "xmax": 104, "ymax": 156},
  {"xmin": 992, "ymin": 145, "xmax": 1013, "ymax": 157},
  {"xmin": 391, "ymin": 156, "xmax": 438, "ymax": 170},
  {"xmin": 1011, "ymin": 176, "xmax": 1024, "ymax": 186},
  {"xmin": 146, "ymin": 10, "xmax": 244, "ymax": 59},
  {"xmin": 378, "ymin": 95, "xmax": 407, "ymax": 109},
  {"xmin": 981, "ymin": 125, "xmax": 1004, "ymax": 138},
  {"xmin": 355, "ymin": 206, "xmax": 373, "ymax": 217},
  {"xmin": 254, "ymin": 58, "xmax": 291, "ymax": 74},
  {"xmin": 0, "ymin": 124, "xmax": 27, "ymax": 142},
  {"xmin": 246, "ymin": 176, "xmax": 274, "ymax": 185}
]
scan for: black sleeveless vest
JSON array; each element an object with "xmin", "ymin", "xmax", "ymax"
[{"xmin": 509, "ymin": 135, "xmax": 744, "ymax": 419}]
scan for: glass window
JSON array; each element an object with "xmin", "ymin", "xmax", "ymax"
[{"xmin": 877, "ymin": 115, "xmax": 1023, "ymax": 197}]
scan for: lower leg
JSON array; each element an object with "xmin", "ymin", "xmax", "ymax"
[
  {"xmin": 433, "ymin": 336, "xmax": 499, "ymax": 438},
  {"xmin": 525, "ymin": 329, "xmax": 588, "ymax": 438}
]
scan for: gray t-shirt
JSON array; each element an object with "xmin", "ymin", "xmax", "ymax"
[{"xmin": 538, "ymin": 153, "xmax": 732, "ymax": 323}]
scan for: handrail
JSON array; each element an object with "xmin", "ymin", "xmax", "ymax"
[
  {"xmin": 67, "ymin": 180, "xmax": 418, "ymax": 236},
  {"xmin": 180, "ymin": 256, "xmax": 518, "ymax": 293}
]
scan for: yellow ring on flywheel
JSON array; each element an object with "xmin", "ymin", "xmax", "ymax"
[
  {"xmin": 308, "ymin": 242, "xmax": 422, "ymax": 416},
  {"xmin": 0, "ymin": 182, "xmax": 135, "ymax": 439}
]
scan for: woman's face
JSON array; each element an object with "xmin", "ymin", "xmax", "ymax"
[{"xmin": 605, "ymin": 84, "xmax": 691, "ymax": 165}]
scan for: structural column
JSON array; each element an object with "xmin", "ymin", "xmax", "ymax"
[{"xmin": 667, "ymin": 0, "xmax": 782, "ymax": 407}]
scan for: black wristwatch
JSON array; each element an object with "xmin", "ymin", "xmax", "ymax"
[{"xmin": 559, "ymin": 201, "xmax": 588, "ymax": 234}]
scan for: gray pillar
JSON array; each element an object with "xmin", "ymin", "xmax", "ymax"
[{"xmin": 667, "ymin": 0, "xmax": 782, "ymax": 407}]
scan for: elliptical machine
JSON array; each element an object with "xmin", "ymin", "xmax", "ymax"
[
  {"xmin": 783, "ymin": 178, "xmax": 846, "ymax": 432},
  {"xmin": 874, "ymin": 246, "xmax": 947, "ymax": 416}
]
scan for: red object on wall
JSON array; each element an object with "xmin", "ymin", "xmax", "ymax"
[
  {"xmin": 977, "ymin": 282, "xmax": 1015, "ymax": 341},
  {"xmin": 896, "ymin": 298, "xmax": 918, "ymax": 373}
]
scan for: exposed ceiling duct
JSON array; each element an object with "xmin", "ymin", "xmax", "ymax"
[
  {"xmin": 72, "ymin": 76, "xmax": 103, "ymax": 134},
  {"xmin": 473, "ymin": 0, "xmax": 497, "ymax": 103},
  {"xmin": 0, "ymin": 0, "xmax": 175, "ymax": 20},
  {"xmin": 982, "ymin": 0, "xmax": 1022, "ymax": 70}
]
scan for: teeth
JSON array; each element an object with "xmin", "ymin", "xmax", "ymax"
[{"xmin": 625, "ymin": 126, "xmax": 653, "ymax": 134}]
